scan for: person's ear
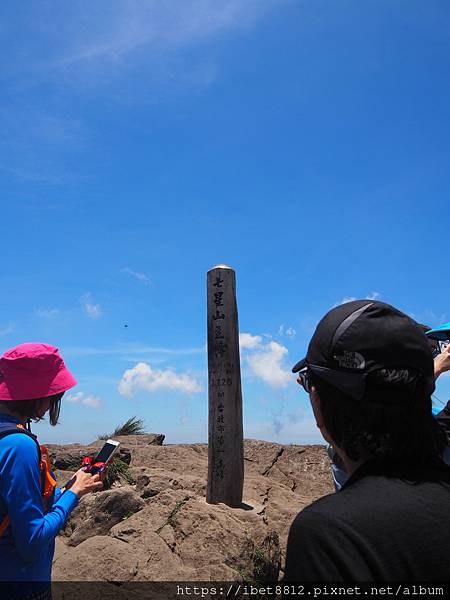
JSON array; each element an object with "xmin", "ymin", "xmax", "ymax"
[
  {"xmin": 310, "ymin": 386, "xmax": 324, "ymax": 427},
  {"xmin": 310, "ymin": 386, "xmax": 333, "ymax": 444}
]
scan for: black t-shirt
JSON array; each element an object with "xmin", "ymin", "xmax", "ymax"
[
  {"xmin": 284, "ymin": 461, "xmax": 450, "ymax": 581},
  {"xmin": 436, "ymin": 401, "xmax": 450, "ymax": 439}
]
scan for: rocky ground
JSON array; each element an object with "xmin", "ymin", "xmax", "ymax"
[{"xmin": 47, "ymin": 435, "xmax": 334, "ymax": 588}]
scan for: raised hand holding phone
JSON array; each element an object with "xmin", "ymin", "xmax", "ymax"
[
  {"xmin": 435, "ymin": 342, "xmax": 450, "ymax": 379},
  {"xmin": 87, "ymin": 439, "xmax": 120, "ymax": 472},
  {"xmin": 62, "ymin": 439, "xmax": 120, "ymax": 494},
  {"xmin": 70, "ymin": 469, "xmax": 104, "ymax": 498}
]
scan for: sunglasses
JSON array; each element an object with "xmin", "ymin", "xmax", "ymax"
[
  {"xmin": 296, "ymin": 363, "xmax": 368, "ymax": 401},
  {"xmin": 297, "ymin": 369, "xmax": 312, "ymax": 394}
]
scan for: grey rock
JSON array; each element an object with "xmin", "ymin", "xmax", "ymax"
[{"xmin": 62, "ymin": 487, "xmax": 145, "ymax": 547}]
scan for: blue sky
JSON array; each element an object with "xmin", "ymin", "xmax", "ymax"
[{"xmin": 1, "ymin": 0, "xmax": 449, "ymax": 444}]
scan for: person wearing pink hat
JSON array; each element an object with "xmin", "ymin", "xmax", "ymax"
[{"xmin": 0, "ymin": 343, "xmax": 103, "ymax": 600}]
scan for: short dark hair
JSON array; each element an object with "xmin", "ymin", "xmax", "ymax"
[
  {"xmin": 0, "ymin": 393, "xmax": 63, "ymax": 426},
  {"xmin": 311, "ymin": 368, "xmax": 447, "ymax": 467}
]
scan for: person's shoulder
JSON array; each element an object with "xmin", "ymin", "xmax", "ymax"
[
  {"xmin": 0, "ymin": 430, "xmax": 39, "ymax": 455},
  {"xmin": 300, "ymin": 491, "xmax": 339, "ymax": 513},
  {"xmin": 290, "ymin": 492, "xmax": 342, "ymax": 531},
  {"xmin": 304, "ymin": 486, "xmax": 357, "ymax": 512},
  {"xmin": 290, "ymin": 480, "xmax": 373, "ymax": 532}
]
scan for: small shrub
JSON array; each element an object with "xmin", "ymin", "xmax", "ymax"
[
  {"xmin": 155, "ymin": 496, "xmax": 190, "ymax": 534},
  {"xmin": 99, "ymin": 416, "xmax": 146, "ymax": 440},
  {"xmin": 252, "ymin": 547, "xmax": 268, "ymax": 580},
  {"xmin": 168, "ymin": 496, "xmax": 190, "ymax": 525},
  {"xmin": 103, "ymin": 458, "xmax": 135, "ymax": 489},
  {"xmin": 233, "ymin": 546, "xmax": 276, "ymax": 589},
  {"xmin": 122, "ymin": 510, "xmax": 135, "ymax": 521}
]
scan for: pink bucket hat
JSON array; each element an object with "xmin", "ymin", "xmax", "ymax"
[{"xmin": 0, "ymin": 343, "xmax": 77, "ymax": 401}]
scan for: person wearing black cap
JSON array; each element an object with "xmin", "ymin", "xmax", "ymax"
[
  {"xmin": 284, "ymin": 300, "xmax": 450, "ymax": 581},
  {"xmin": 327, "ymin": 323, "xmax": 450, "ymax": 491}
]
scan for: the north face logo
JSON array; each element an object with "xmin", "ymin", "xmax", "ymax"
[{"xmin": 333, "ymin": 351, "xmax": 366, "ymax": 370}]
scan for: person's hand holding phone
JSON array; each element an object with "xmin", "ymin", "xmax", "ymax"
[
  {"xmin": 434, "ymin": 342, "xmax": 450, "ymax": 379},
  {"xmin": 61, "ymin": 439, "xmax": 118, "ymax": 496},
  {"xmin": 70, "ymin": 468, "xmax": 104, "ymax": 498}
]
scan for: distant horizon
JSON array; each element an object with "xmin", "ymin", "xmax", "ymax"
[{"xmin": 40, "ymin": 429, "xmax": 327, "ymax": 449}]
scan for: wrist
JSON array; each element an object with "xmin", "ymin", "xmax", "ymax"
[{"xmin": 70, "ymin": 485, "xmax": 83, "ymax": 498}]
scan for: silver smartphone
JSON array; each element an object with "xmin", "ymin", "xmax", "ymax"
[
  {"xmin": 92, "ymin": 439, "xmax": 120, "ymax": 465},
  {"xmin": 61, "ymin": 439, "xmax": 120, "ymax": 491}
]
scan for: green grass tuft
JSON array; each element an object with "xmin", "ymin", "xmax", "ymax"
[
  {"xmin": 102, "ymin": 458, "xmax": 135, "ymax": 489},
  {"xmin": 155, "ymin": 496, "xmax": 190, "ymax": 534},
  {"xmin": 99, "ymin": 416, "xmax": 146, "ymax": 440},
  {"xmin": 168, "ymin": 496, "xmax": 190, "ymax": 525},
  {"xmin": 59, "ymin": 457, "xmax": 134, "ymax": 491},
  {"xmin": 122, "ymin": 510, "xmax": 136, "ymax": 521}
]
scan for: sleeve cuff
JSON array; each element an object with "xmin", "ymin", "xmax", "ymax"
[{"xmin": 55, "ymin": 489, "xmax": 79, "ymax": 514}]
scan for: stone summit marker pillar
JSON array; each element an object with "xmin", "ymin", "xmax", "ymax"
[{"xmin": 206, "ymin": 264, "xmax": 244, "ymax": 507}]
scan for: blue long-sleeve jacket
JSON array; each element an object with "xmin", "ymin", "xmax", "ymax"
[{"xmin": 0, "ymin": 414, "xmax": 78, "ymax": 588}]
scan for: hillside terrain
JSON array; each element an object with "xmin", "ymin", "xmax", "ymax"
[{"xmin": 48, "ymin": 436, "xmax": 334, "ymax": 593}]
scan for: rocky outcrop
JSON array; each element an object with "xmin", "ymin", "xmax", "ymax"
[
  {"xmin": 49, "ymin": 439, "xmax": 333, "ymax": 584},
  {"xmin": 61, "ymin": 487, "xmax": 146, "ymax": 546}
]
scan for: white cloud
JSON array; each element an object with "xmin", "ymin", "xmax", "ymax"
[
  {"xmin": 278, "ymin": 324, "xmax": 296, "ymax": 338},
  {"xmin": 80, "ymin": 293, "xmax": 102, "ymax": 319},
  {"xmin": 246, "ymin": 341, "xmax": 291, "ymax": 388},
  {"xmin": 66, "ymin": 391, "xmax": 102, "ymax": 408},
  {"xmin": 367, "ymin": 291, "xmax": 381, "ymax": 300},
  {"xmin": 1, "ymin": 0, "xmax": 278, "ymax": 94},
  {"xmin": 0, "ymin": 322, "xmax": 15, "ymax": 336},
  {"xmin": 244, "ymin": 415, "xmax": 322, "ymax": 445},
  {"xmin": 36, "ymin": 308, "xmax": 60, "ymax": 319},
  {"xmin": 121, "ymin": 267, "xmax": 151, "ymax": 286},
  {"xmin": 239, "ymin": 332, "xmax": 262, "ymax": 349},
  {"xmin": 1, "ymin": 2, "xmax": 280, "ymax": 185},
  {"xmin": 118, "ymin": 362, "xmax": 202, "ymax": 398},
  {"xmin": 334, "ymin": 296, "xmax": 357, "ymax": 307},
  {"xmin": 239, "ymin": 331, "xmax": 292, "ymax": 388},
  {"xmin": 50, "ymin": 1, "xmax": 278, "ymax": 69},
  {"xmin": 333, "ymin": 292, "xmax": 382, "ymax": 307}
]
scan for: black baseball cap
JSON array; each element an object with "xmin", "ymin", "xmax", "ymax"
[{"xmin": 292, "ymin": 300, "xmax": 435, "ymax": 400}]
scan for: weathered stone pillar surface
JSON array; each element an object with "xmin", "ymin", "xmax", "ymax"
[{"xmin": 206, "ymin": 264, "xmax": 244, "ymax": 507}]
